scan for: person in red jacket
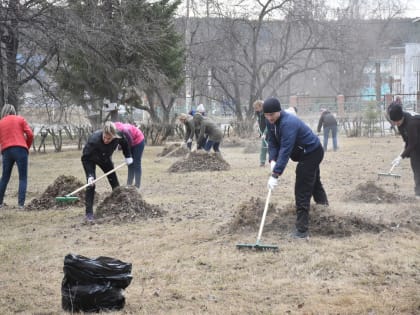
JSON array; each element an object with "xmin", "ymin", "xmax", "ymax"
[{"xmin": 0, "ymin": 104, "xmax": 34, "ymax": 208}]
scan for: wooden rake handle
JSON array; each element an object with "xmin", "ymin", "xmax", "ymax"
[
  {"xmin": 154, "ymin": 144, "xmax": 183, "ymax": 162},
  {"xmin": 66, "ymin": 162, "xmax": 127, "ymax": 197},
  {"xmin": 256, "ymin": 189, "xmax": 272, "ymax": 244}
]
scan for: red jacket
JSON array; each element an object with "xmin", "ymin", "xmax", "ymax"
[{"xmin": 0, "ymin": 115, "xmax": 34, "ymax": 153}]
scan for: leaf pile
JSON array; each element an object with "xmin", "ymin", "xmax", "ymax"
[
  {"xmin": 344, "ymin": 181, "xmax": 402, "ymax": 203},
  {"xmin": 95, "ymin": 186, "xmax": 164, "ymax": 223},
  {"xmin": 168, "ymin": 152, "xmax": 230, "ymax": 173},
  {"xmin": 26, "ymin": 175, "xmax": 85, "ymax": 210}
]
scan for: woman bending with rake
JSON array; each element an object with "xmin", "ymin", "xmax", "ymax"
[{"xmin": 81, "ymin": 121, "xmax": 132, "ymax": 222}]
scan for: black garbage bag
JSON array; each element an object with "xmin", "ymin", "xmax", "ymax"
[
  {"xmin": 61, "ymin": 253, "xmax": 133, "ymax": 312},
  {"xmin": 63, "ymin": 253, "xmax": 132, "ymax": 288},
  {"xmin": 62, "ymin": 282, "xmax": 125, "ymax": 312}
]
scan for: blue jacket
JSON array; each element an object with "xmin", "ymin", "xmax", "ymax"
[{"xmin": 266, "ymin": 111, "xmax": 320, "ymax": 175}]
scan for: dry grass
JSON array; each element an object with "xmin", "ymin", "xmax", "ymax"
[{"xmin": 0, "ymin": 135, "xmax": 419, "ymax": 314}]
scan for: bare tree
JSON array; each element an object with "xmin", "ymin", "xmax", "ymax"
[
  {"xmin": 186, "ymin": 0, "xmax": 334, "ymax": 122},
  {"xmin": 0, "ymin": 0, "xmax": 60, "ymax": 111},
  {"xmin": 317, "ymin": 0, "xmax": 406, "ymax": 96}
]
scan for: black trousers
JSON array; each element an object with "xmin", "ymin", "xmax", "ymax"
[
  {"xmin": 410, "ymin": 148, "xmax": 420, "ymax": 196},
  {"xmin": 82, "ymin": 159, "xmax": 120, "ymax": 215},
  {"xmin": 294, "ymin": 145, "xmax": 328, "ymax": 232}
]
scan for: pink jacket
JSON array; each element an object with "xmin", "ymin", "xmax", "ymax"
[{"xmin": 114, "ymin": 122, "xmax": 144, "ymax": 147}]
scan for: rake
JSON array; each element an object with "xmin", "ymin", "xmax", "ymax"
[
  {"xmin": 236, "ymin": 189, "xmax": 279, "ymax": 252},
  {"xmin": 378, "ymin": 163, "xmax": 401, "ymax": 178},
  {"xmin": 154, "ymin": 144, "xmax": 183, "ymax": 163},
  {"xmin": 55, "ymin": 162, "xmax": 126, "ymax": 203}
]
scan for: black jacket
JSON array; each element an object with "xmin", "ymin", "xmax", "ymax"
[
  {"xmin": 81, "ymin": 130, "xmax": 131, "ymax": 166},
  {"xmin": 397, "ymin": 112, "xmax": 420, "ymax": 158},
  {"xmin": 317, "ymin": 111, "xmax": 337, "ymax": 132}
]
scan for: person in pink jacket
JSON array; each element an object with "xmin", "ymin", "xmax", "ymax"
[
  {"xmin": 0, "ymin": 104, "xmax": 34, "ymax": 208},
  {"xmin": 114, "ymin": 122, "xmax": 145, "ymax": 189}
]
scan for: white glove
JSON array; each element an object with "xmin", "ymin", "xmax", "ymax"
[
  {"xmin": 391, "ymin": 156, "xmax": 402, "ymax": 167},
  {"xmin": 267, "ymin": 176, "xmax": 278, "ymax": 190},
  {"xmin": 187, "ymin": 138, "xmax": 192, "ymax": 143},
  {"xmin": 261, "ymin": 134, "xmax": 266, "ymax": 140},
  {"xmin": 125, "ymin": 157, "xmax": 133, "ymax": 165},
  {"xmin": 270, "ymin": 160, "xmax": 276, "ymax": 171},
  {"xmin": 88, "ymin": 176, "xmax": 95, "ymax": 186},
  {"xmin": 391, "ymin": 155, "xmax": 402, "ymax": 167}
]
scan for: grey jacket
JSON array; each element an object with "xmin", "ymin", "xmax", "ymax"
[{"xmin": 194, "ymin": 115, "xmax": 223, "ymax": 143}]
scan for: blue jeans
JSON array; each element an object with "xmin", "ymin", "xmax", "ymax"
[
  {"xmin": 128, "ymin": 140, "xmax": 145, "ymax": 188},
  {"xmin": 204, "ymin": 140, "xmax": 220, "ymax": 152},
  {"xmin": 0, "ymin": 146, "xmax": 29, "ymax": 206},
  {"xmin": 323, "ymin": 126, "xmax": 338, "ymax": 151}
]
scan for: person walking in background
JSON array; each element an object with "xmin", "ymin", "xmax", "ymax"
[
  {"xmin": 388, "ymin": 104, "xmax": 420, "ymax": 199},
  {"xmin": 253, "ymin": 100, "xmax": 268, "ymax": 167},
  {"xmin": 317, "ymin": 109, "xmax": 338, "ymax": 151},
  {"xmin": 114, "ymin": 122, "xmax": 145, "ymax": 189},
  {"xmin": 178, "ymin": 113, "xmax": 195, "ymax": 150},
  {"xmin": 81, "ymin": 121, "xmax": 132, "ymax": 222},
  {"xmin": 263, "ymin": 97, "xmax": 328, "ymax": 238},
  {"xmin": 0, "ymin": 104, "xmax": 33, "ymax": 208}
]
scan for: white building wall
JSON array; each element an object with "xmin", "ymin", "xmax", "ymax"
[{"xmin": 404, "ymin": 43, "xmax": 420, "ymax": 96}]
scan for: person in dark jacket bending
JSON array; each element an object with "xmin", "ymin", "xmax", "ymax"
[
  {"xmin": 317, "ymin": 109, "xmax": 338, "ymax": 151},
  {"xmin": 81, "ymin": 121, "xmax": 133, "ymax": 222},
  {"xmin": 193, "ymin": 114, "xmax": 223, "ymax": 154},
  {"xmin": 388, "ymin": 104, "xmax": 420, "ymax": 198},
  {"xmin": 264, "ymin": 97, "xmax": 328, "ymax": 238}
]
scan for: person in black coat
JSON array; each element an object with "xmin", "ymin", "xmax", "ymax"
[
  {"xmin": 81, "ymin": 121, "xmax": 133, "ymax": 222},
  {"xmin": 388, "ymin": 104, "xmax": 420, "ymax": 199}
]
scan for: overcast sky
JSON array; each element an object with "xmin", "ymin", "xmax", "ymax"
[
  {"xmin": 405, "ymin": 0, "xmax": 420, "ymax": 17},
  {"xmin": 177, "ymin": 0, "xmax": 420, "ymax": 19}
]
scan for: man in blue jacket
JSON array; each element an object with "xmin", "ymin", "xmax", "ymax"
[{"xmin": 263, "ymin": 97, "xmax": 328, "ymax": 238}]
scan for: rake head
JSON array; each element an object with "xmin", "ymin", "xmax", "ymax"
[
  {"xmin": 55, "ymin": 196, "xmax": 80, "ymax": 203},
  {"xmin": 236, "ymin": 243, "xmax": 279, "ymax": 252},
  {"xmin": 377, "ymin": 172, "xmax": 401, "ymax": 178}
]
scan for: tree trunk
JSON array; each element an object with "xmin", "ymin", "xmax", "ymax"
[{"xmin": 5, "ymin": 0, "xmax": 19, "ymax": 110}]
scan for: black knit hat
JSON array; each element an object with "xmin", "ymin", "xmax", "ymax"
[
  {"xmin": 263, "ymin": 97, "xmax": 282, "ymax": 113},
  {"xmin": 389, "ymin": 104, "xmax": 403, "ymax": 121}
]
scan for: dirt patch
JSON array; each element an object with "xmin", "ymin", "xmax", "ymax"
[
  {"xmin": 344, "ymin": 181, "xmax": 403, "ymax": 203},
  {"xmin": 242, "ymin": 141, "xmax": 260, "ymax": 154},
  {"xmin": 227, "ymin": 199, "xmax": 389, "ymax": 237},
  {"xmin": 222, "ymin": 137, "xmax": 243, "ymax": 147},
  {"xmin": 307, "ymin": 205, "xmax": 389, "ymax": 237},
  {"xmin": 390, "ymin": 207, "xmax": 420, "ymax": 233},
  {"xmin": 158, "ymin": 143, "xmax": 189, "ymax": 157},
  {"xmin": 95, "ymin": 186, "xmax": 165, "ymax": 223},
  {"xmin": 228, "ymin": 197, "xmax": 276, "ymax": 232},
  {"xmin": 168, "ymin": 152, "xmax": 230, "ymax": 173},
  {"xmin": 26, "ymin": 175, "xmax": 85, "ymax": 210}
]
